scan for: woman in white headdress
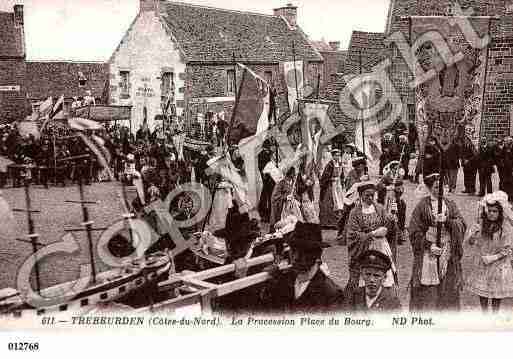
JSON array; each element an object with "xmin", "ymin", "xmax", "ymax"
[{"xmin": 465, "ymin": 191, "xmax": 513, "ymax": 313}]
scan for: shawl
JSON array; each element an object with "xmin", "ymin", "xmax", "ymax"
[{"xmin": 408, "ymin": 196, "xmax": 466, "ymax": 290}]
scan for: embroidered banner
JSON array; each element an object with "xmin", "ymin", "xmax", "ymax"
[{"xmin": 412, "ymin": 16, "xmax": 490, "ymax": 153}]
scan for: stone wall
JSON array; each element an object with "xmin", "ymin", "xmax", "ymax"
[
  {"xmin": 108, "ymin": 10, "xmax": 186, "ymax": 132},
  {"xmin": 0, "ymin": 58, "xmax": 27, "ymax": 123},
  {"xmin": 482, "ymin": 37, "xmax": 513, "ymax": 139}
]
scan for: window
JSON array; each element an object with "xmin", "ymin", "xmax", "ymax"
[
  {"xmin": 59, "ymin": 304, "xmax": 68, "ymax": 311},
  {"xmin": 135, "ymin": 278, "xmax": 143, "ymax": 286},
  {"xmin": 119, "ymin": 286, "xmax": 126, "ymax": 294},
  {"xmin": 100, "ymin": 293, "xmax": 108, "ymax": 300},
  {"xmin": 227, "ymin": 69, "xmax": 236, "ymax": 96},
  {"xmin": 119, "ymin": 71, "xmax": 130, "ymax": 99},
  {"xmin": 161, "ymin": 72, "xmax": 174, "ymax": 97},
  {"xmin": 264, "ymin": 71, "xmax": 273, "ymax": 86},
  {"xmin": 80, "ymin": 298, "xmax": 89, "ymax": 307},
  {"xmin": 31, "ymin": 102, "xmax": 40, "ymax": 114},
  {"xmin": 161, "ymin": 72, "xmax": 174, "ymax": 111},
  {"xmin": 37, "ymin": 309, "xmax": 45, "ymax": 316},
  {"xmin": 78, "ymin": 71, "xmax": 87, "ymax": 87}
]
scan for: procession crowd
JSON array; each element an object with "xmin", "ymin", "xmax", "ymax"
[{"xmin": 2, "ymin": 115, "xmax": 513, "ymax": 315}]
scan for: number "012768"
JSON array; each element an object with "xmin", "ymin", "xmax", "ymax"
[{"xmin": 8, "ymin": 342, "xmax": 39, "ymax": 351}]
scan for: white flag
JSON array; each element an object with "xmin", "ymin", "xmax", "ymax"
[{"xmin": 283, "ymin": 60, "xmax": 304, "ymax": 113}]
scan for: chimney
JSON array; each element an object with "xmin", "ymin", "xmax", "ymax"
[
  {"xmin": 329, "ymin": 41, "xmax": 340, "ymax": 51},
  {"xmin": 140, "ymin": 0, "xmax": 160, "ymax": 14},
  {"xmin": 13, "ymin": 4, "xmax": 23, "ymax": 27},
  {"xmin": 274, "ymin": 3, "xmax": 298, "ymax": 29}
]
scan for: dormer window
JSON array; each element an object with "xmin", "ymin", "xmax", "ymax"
[{"xmin": 78, "ymin": 71, "xmax": 87, "ymax": 87}]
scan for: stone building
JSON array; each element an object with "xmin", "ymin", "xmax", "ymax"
[
  {"xmin": 311, "ymin": 40, "xmax": 347, "ymax": 94},
  {"xmin": 0, "ymin": 4, "xmax": 109, "ymax": 123},
  {"xmin": 108, "ymin": 0, "xmax": 325, "ymax": 133},
  {"xmin": 25, "ymin": 61, "xmax": 109, "ymax": 114},
  {"xmin": 0, "ymin": 5, "xmax": 27, "ymax": 124}
]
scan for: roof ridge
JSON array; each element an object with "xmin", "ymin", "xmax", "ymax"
[
  {"xmin": 27, "ymin": 59, "xmax": 106, "ymax": 64},
  {"xmin": 352, "ymin": 30, "xmax": 385, "ymax": 36},
  {"xmin": 162, "ymin": 1, "xmax": 277, "ymax": 19}
]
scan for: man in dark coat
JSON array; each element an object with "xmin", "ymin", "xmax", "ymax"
[
  {"xmin": 423, "ymin": 137, "xmax": 441, "ymax": 176},
  {"xmin": 477, "ymin": 139, "xmax": 494, "ymax": 196},
  {"xmin": 346, "ymin": 250, "xmax": 402, "ymax": 312},
  {"xmin": 497, "ymin": 137, "xmax": 513, "ymax": 199},
  {"xmin": 262, "ymin": 222, "xmax": 345, "ymax": 313},
  {"xmin": 380, "ymin": 133, "xmax": 399, "ymax": 175},
  {"xmin": 443, "ymin": 141, "xmax": 460, "ymax": 193},
  {"xmin": 460, "ymin": 137, "xmax": 477, "ymax": 195}
]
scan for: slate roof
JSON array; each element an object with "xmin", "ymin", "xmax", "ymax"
[
  {"xmin": 158, "ymin": 1, "xmax": 323, "ymax": 63},
  {"xmin": 386, "ymin": 0, "xmax": 510, "ymax": 35},
  {"xmin": 311, "ymin": 40, "xmax": 334, "ymax": 52},
  {"xmin": 0, "ymin": 11, "xmax": 24, "ymax": 58},
  {"xmin": 344, "ymin": 31, "xmax": 385, "ymax": 74},
  {"xmin": 25, "ymin": 61, "xmax": 108, "ymax": 100}
]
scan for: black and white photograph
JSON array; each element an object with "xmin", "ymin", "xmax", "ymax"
[{"xmin": 1, "ymin": 1, "xmax": 513, "ymax": 349}]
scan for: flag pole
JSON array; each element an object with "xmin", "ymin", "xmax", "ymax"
[
  {"xmin": 359, "ymin": 49, "xmax": 366, "ymax": 159},
  {"xmin": 202, "ymin": 52, "xmax": 244, "ymax": 232},
  {"xmin": 292, "ymin": 41, "xmax": 301, "ymax": 116},
  {"xmin": 52, "ymin": 128, "xmax": 57, "ymax": 186}
]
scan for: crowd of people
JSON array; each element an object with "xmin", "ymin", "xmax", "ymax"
[
  {"xmin": 209, "ymin": 124, "xmax": 513, "ymax": 314},
  {"xmin": 3, "ymin": 113, "xmax": 513, "ymax": 315}
]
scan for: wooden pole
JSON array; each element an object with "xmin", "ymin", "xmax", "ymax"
[
  {"xmin": 78, "ymin": 177, "xmax": 97, "ymax": 284},
  {"xmin": 225, "ymin": 52, "xmax": 242, "ymax": 148},
  {"xmin": 292, "ymin": 41, "xmax": 301, "ymax": 116},
  {"xmin": 436, "ymin": 145, "xmax": 444, "ymax": 277},
  {"xmin": 52, "ymin": 129, "xmax": 57, "ymax": 186},
  {"xmin": 24, "ymin": 180, "xmax": 41, "ymax": 295},
  {"xmin": 359, "ymin": 49, "xmax": 366, "ymax": 159}
]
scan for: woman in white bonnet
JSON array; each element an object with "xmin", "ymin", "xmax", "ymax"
[{"xmin": 466, "ymin": 191, "xmax": 513, "ymax": 313}]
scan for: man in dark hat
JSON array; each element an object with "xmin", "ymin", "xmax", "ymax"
[
  {"xmin": 262, "ymin": 222, "xmax": 345, "ymax": 313},
  {"xmin": 213, "ymin": 201, "xmax": 261, "ymax": 262},
  {"xmin": 346, "ymin": 250, "xmax": 402, "ymax": 312}
]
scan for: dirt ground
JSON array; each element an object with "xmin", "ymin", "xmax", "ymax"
[{"xmin": 1, "ymin": 169, "xmax": 512, "ymax": 312}]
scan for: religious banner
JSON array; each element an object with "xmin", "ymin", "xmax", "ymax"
[
  {"xmin": 227, "ymin": 63, "xmax": 270, "ymax": 145},
  {"xmin": 282, "ymin": 60, "xmax": 304, "ymax": 113},
  {"xmin": 412, "ymin": 16, "xmax": 491, "ymax": 154}
]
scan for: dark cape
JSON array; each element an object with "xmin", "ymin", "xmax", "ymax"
[
  {"xmin": 319, "ymin": 160, "xmax": 344, "ymax": 228},
  {"xmin": 408, "ymin": 196, "xmax": 466, "ymax": 312},
  {"xmin": 269, "ymin": 178, "xmax": 294, "ymax": 229},
  {"xmin": 261, "ymin": 267, "xmax": 345, "ymax": 313}
]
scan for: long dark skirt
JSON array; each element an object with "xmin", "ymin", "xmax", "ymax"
[{"xmin": 319, "ymin": 185, "xmax": 341, "ymax": 228}]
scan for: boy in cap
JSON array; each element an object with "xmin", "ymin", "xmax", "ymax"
[
  {"xmin": 263, "ymin": 222, "xmax": 345, "ymax": 313},
  {"xmin": 346, "ymin": 250, "xmax": 402, "ymax": 312}
]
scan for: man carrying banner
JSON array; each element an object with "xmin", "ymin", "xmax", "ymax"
[{"xmin": 408, "ymin": 173, "xmax": 466, "ymax": 312}]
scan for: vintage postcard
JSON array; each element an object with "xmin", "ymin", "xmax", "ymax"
[{"xmin": 1, "ymin": 0, "xmax": 513, "ymax": 355}]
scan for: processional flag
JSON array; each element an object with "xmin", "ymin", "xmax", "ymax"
[
  {"xmin": 352, "ymin": 81, "xmax": 382, "ymax": 167},
  {"xmin": 227, "ymin": 63, "xmax": 271, "ymax": 145},
  {"xmin": 40, "ymin": 94, "xmax": 65, "ymax": 131},
  {"xmin": 411, "ymin": 14, "xmax": 491, "ymax": 156},
  {"xmin": 283, "ymin": 60, "xmax": 304, "ymax": 113}
]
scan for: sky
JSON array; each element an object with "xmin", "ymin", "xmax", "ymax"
[{"xmin": 0, "ymin": 0, "xmax": 389, "ymax": 61}]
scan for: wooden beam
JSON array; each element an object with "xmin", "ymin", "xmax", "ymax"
[
  {"xmin": 187, "ymin": 253, "xmax": 275, "ymax": 281},
  {"xmin": 214, "ymin": 262, "xmax": 291, "ymax": 297}
]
